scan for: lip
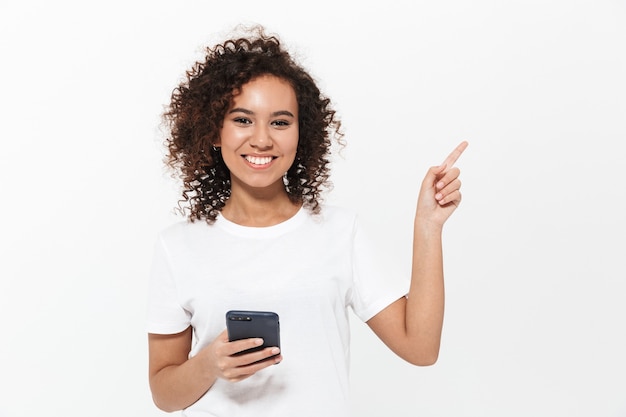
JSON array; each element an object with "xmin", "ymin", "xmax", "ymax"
[{"xmin": 242, "ymin": 154, "xmax": 277, "ymax": 169}]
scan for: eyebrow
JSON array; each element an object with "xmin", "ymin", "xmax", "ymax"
[{"xmin": 228, "ymin": 108, "xmax": 295, "ymax": 118}]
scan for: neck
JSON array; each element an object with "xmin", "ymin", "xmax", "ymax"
[{"xmin": 222, "ymin": 182, "xmax": 301, "ymax": 227}]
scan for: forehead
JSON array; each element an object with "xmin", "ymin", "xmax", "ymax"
[{"xmin": 231, "ymin": 75, "xmax": 298, "ymax": 110}]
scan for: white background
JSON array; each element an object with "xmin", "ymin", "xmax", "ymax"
[{"xmin": 1, "ymin": 1, "xmax": 625, "ymax": 416}]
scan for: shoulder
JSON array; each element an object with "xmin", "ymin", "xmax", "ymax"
[
  {"xmin": 310, "ymin": 204, "xmax": 359, "ymax": 231},
  {"xmin": 155, "ymin": 219, "xmax": 215, "ymax": 245},
  {"xmin": 322, "ymin": 204, "xmax": 356, "ymax": 217}
]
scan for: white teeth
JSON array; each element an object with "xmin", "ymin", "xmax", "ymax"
[{"xmin": 245, "ymin": 156, "xmax": 273, "ymax": 165}]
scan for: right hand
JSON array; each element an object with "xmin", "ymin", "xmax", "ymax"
[{"xmin": 202, "ymin": 329, "xmax": 282, "ymax": 383}]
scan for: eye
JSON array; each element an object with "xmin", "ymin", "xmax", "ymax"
[
  {"xmin": 233, "ymin": 117, "xmax": 252, "ymax": 125},
  {"xmin": 271, "ymin": 119, "xmax": 291, "ymax": 128}
]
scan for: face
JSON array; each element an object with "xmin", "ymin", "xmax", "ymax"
[{"xmin": 217, "ymin": 75, "xmax": 299, "ymax": 195}]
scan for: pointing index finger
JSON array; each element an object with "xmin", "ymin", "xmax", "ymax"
[{"xmin": 440, "ymin": 141, "xmax": 468, "ymax": 170}]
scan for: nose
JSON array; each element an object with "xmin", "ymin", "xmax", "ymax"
[{"xmin": 249, "ymin": 125, "xmax": 273, "ymax": 150}]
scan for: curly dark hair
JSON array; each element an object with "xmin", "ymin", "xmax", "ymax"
[{"xmin": 163, "ymin": 26, "xmax": 343, "ymax": 223}]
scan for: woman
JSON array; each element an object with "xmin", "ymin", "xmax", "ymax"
[{"xmin": 147, "ymin": 25, "xmax": 467, "ymax": 416}]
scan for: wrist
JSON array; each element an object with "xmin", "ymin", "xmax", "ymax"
[{"xmin": 413, "ymin": 215, "xmax": 444, "ymax": 237}]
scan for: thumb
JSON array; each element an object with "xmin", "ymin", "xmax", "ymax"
[
  {"xmin": 218, "ymin": 328, "xmax": 230, "ymax": 342},
  {"xmin": 423, "ymin": 164, "xmax": 446, "ymax": 185}
]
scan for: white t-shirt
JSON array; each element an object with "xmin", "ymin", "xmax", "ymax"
[{"xmin": 146, "ymin": 205, "xmax": 408, "ymax": 417}]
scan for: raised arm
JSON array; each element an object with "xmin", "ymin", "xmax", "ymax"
[{"xmin": 367, "ymin": 141, "xmax": 468, "ymax": 365}]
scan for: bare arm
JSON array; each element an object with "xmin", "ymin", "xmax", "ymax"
[
  {"xmin": 367, "ymin": 141, "xmax": 468, "ymax": 366},
  {"xmin": 148, "ymin": 328, "xmax": 282, "ymax": 412}
]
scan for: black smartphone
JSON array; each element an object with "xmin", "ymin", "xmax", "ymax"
[{"xmin": 225, "ymin": 310, "xmax": 281, "ymax": 355}]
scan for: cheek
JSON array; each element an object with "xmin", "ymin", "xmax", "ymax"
[
  {"xmin": 285, "ymin": 132, "xmax": 299, "ymax": 154},
  {"xmin": 285, "ymin": 141, "xmax": 299, "ymax": 166},
  {"xmin": 289, "ymin": 140, "xmax": 299, "ymax": 155},
  {"xmin": 219, "ymin": 128, "xmax": 243, "ymax": 148}
]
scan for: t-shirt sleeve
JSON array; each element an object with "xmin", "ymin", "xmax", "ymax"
[
  {"xmin": 349, "ymin": 216, "xmax": 410, "ymax": 322},
  {"xmin": 145, "ymin": 234, "xmax": 192, "ymax": 334}
]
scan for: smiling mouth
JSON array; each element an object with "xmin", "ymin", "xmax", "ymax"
[{"xmin": 244, "ymin": 155, "xmax": 274, "ymax": 166}]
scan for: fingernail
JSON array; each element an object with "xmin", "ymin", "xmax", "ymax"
[
  {"xmin": 271, "ymin": 347, "xmax": 280, "ymax": 355},
  {"xmin": 255, "ymin": 338, "xmax": 264, "ymax": 346},
  {"xmin": 436, "ymin": 181, "xmax": 444, "ymax": 189},
  {"xmin": 435, "ymin": 193, "xmax": 442, "ymax": 200}
]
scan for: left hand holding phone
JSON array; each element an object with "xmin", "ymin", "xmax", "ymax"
[{"xmin": 201, "ymin": 329, "xmax": 282, "ymax": 383}]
